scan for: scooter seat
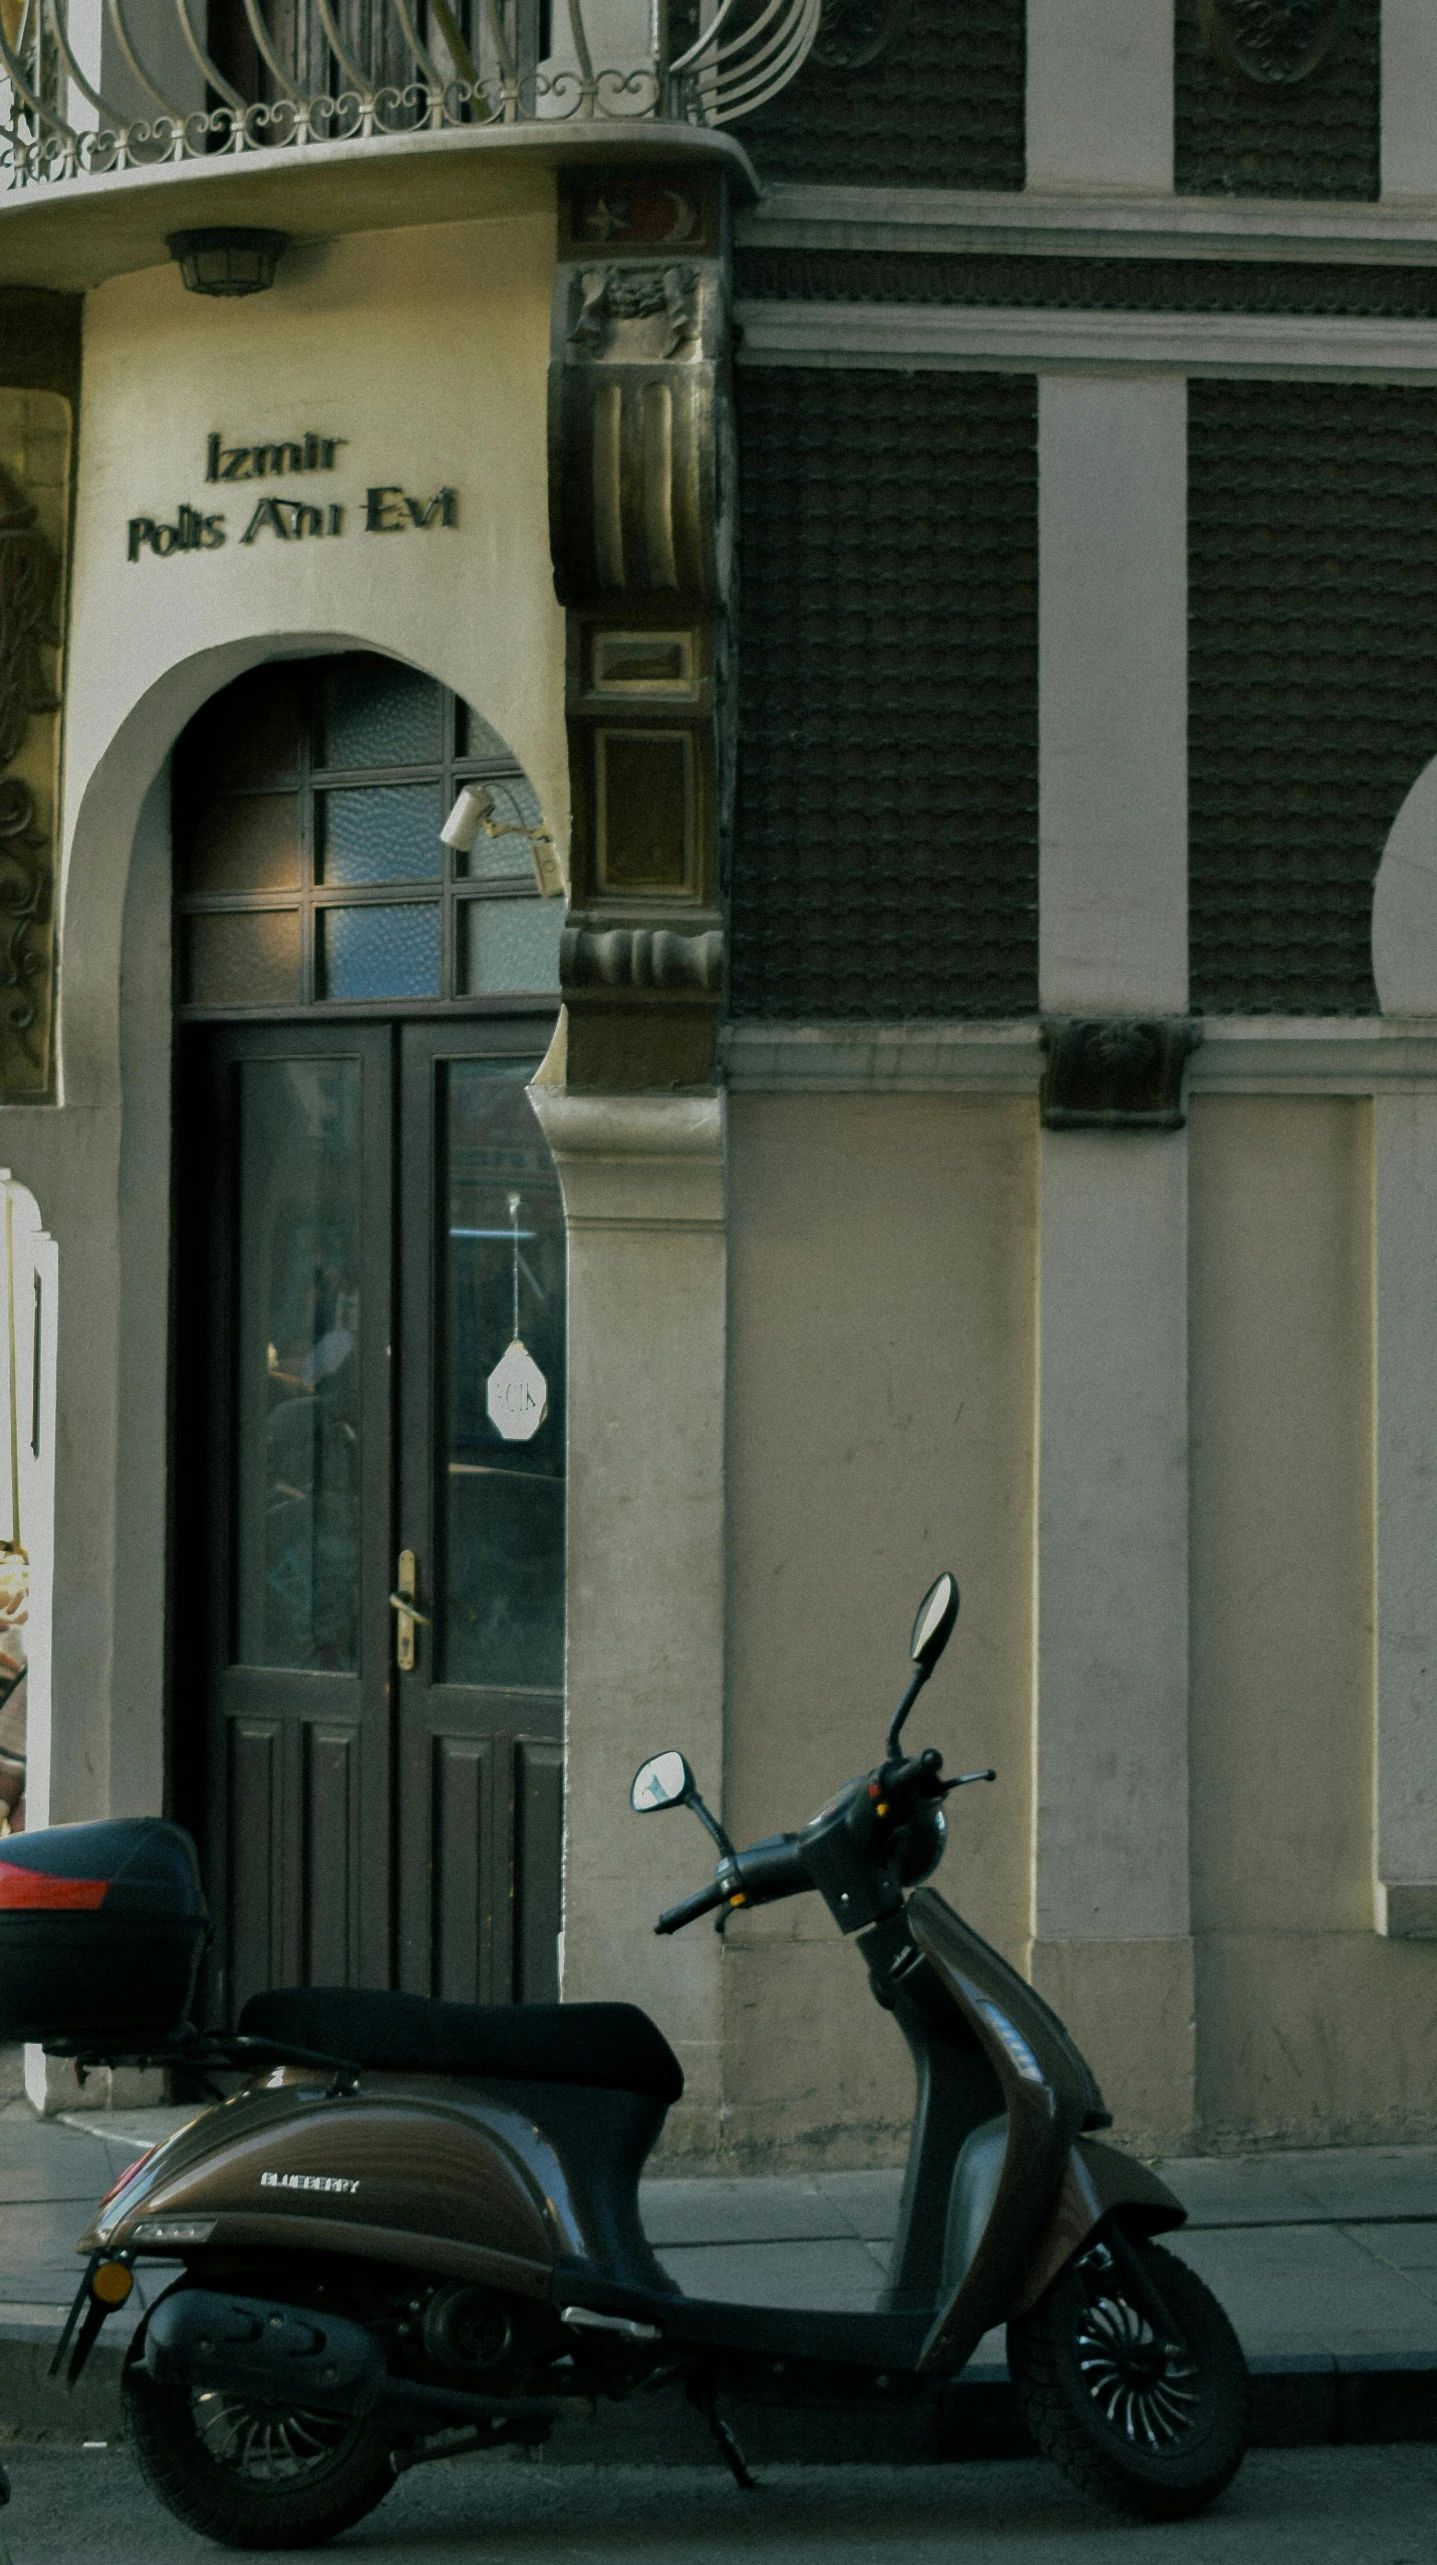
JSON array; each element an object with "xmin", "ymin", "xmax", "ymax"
[{"xmin": 238, "ymin": 1986, "xmax": 685, "ymax": 2104}]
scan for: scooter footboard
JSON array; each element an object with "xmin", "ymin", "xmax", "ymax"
[{"xmin": 1013, "ymin": 2139, "xmax": 1186, "ymax": 2318}]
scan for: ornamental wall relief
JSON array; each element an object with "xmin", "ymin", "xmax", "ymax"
[
  {"xmin": 811, "ymin": 0, "xmax": 912, "ymax": 72},
  {"xmin": 1199, "ymin": 0, "xmax": 1347, "ymax": 88},
  {"xmin": 0, "ymin": 391, "xmax": 68, "ymax": 1101}
]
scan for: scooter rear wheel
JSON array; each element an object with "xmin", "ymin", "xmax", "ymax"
[
  {"xmin": 1007, "ymin": 2235, "xmax": 1249, "ymax": 2521},
  {"xmin": 125, "ymin": 2363, "xmax": 397, "ymax": 2550}
]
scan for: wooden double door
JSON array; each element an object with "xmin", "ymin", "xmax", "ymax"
[{"xmin": 175, "ymin": 1016, "xmax": 566, "ymax": 2024}]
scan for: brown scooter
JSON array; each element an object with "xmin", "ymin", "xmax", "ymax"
[{"xmin": 25, "ymin": 1574, "xmax": 1247, "ymax": 2548}]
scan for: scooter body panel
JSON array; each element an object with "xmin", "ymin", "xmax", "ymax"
[
  {"xmin": 86, "ymin": 2082, "xmax": 569, "ymax": 2295},
  {"xmin": 904, "ymin": 1889, "xmax": 1172, "ymax": 2371}
]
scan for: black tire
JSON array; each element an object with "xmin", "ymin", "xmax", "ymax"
[
  {"xmin": 1007, "ymin": 2234, "xmax": 1250, "ymax": 2522},
  {"xmin": 124, "ymin": 2361, "xmax": 397, "ymax": 2551}
]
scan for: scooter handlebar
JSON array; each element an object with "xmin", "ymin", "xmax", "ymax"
[{"xmin": 654, "ymin": 1882, "xmax": 728, "ymax": 1936}]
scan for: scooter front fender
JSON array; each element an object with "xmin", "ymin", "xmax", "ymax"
[{"xmin": 1014, "ymin": 2137, "xmax": 1185, "ymax": 2315}]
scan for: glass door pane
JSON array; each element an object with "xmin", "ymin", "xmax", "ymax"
[
  {"xmin": 397, "ymin": 1026, "xmax": 565, "ymax": 2009},
  {"xmin": 233, "ymin": 1057, "xmax": 364, "ymax": 1672},
  {"xmin": 440, "ymin": 1062, "xmax": 565, "ymax": 1692}
]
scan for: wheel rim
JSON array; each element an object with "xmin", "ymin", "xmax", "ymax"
[
  {"xmin": 190, "ymin": 2390, "xmax": 354, "ymax": 2484},
  {"xmin": 1074, "ymin": 2290, "xmax": 1202, "ymax": 2451}
]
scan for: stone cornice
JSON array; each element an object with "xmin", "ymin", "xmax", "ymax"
[
  {"xmin": 721, "ymin": 1019, "xmax": 1437, "ymax": 1095},
  {"xmin": 734, "ymin": 299, "xmax": 1437, "ymax": 379},
  {"xmin": 738, "ymin": 185, "xmax": 1437, "ymax": 269}
]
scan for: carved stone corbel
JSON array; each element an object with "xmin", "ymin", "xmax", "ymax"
[
  {"xmin": 549, "ymin": 171, "xmax": 734, "ymax": 1092},
  {"xmin": 1041, "ymin": 1019, "xmax": 1202, "ymax": 1131}
]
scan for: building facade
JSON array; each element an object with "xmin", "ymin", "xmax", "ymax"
[{"xmin": 5, "ymin": 0, "xmax": 1437, "ymax": 2161}]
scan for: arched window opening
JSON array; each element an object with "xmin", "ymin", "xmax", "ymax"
[{"xmin": 173, "ymin": 653, "xmax": 561, "ymax": 1013}]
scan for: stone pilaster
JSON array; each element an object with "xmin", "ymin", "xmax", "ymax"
[
  {"xmin": 548, "ymin": 168, "xmax": 734, "ymax": 1092},
  {"xmin": 527, "ymin": 1086, "xmax": 727, "ymax": 2157},
  {"xmin": 1032, "ymin": 374, "xmax": 1195, "ymax": 2149}
]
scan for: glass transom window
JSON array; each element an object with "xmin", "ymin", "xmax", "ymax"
[{"xmin": 174, "ymin": 654, "xmax": 562, "ymax": 1012}]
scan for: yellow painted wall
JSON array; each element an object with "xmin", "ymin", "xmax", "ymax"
[
  {"xmin": 7, "ymin": 208, "xmax": 564, "ymax": 1852},
  {"xmin": 721, "ymin": 1093, "xmax": 1038, "ymax": 2166},
  {"xmin": 1189, "ymin": 1096, "xmax": 1437, "ymax": 2145},
  {"xmin": 63, "ymin": 208, "xmax": 566, "ymax": 1089}
]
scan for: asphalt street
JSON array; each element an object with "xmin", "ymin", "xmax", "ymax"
[{"xmin": 4, "ymin": 2448, "xmax": 1437, "ymax": 2564}]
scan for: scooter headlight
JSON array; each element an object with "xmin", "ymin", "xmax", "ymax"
[{"xmin": 895, "ymin": 1802, "xmax": 946, "ymax": 1886}]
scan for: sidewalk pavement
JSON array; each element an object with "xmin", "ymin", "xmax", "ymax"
[{"xmin": 6, "ymin": 2053, "xmax": 1437, "ymax": 2450}]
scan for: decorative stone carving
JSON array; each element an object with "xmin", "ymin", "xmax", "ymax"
[
  {"xmin": 561, "ymin": 922, "xmax": 723, "ymax": 994},
  {"xmin": 0, "ymin": 413, "xmax": 65, "ymax": 1099},
  {"xmin": 549, "ymin": 170, "xmax": 733, "ymax": 1092},
  {"xmin": 551, "ymin": 255, "xmax": 729, "ymax": 611},
  {"xmin": 570, "ymin": 185, "xmax": 704, "ymax": 251},
  {"xmin": 812, "ymin": 0, "xmax": 912, "ymax": 71},
  {"xmin": 1199, "ymin": 0, "xmax": 1346, "ymax": 88},
  {"xmin": 1041, "ymin": 1020, "xmax": 1202, "ymax": 1132},
  {"xmin": 570, "ymin": 265, "xmax": 700, "ymax": 360}
]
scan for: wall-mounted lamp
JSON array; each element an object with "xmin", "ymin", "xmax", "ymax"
[
  {"xmin": 441, "ymin": 786, "xmax": 565, "ymax": 897},
  {"xmin": 440, "ymin": 784, "xmax": 492, "ymax": 854},
  {"xmin": 166, "ymin": 228, "xmax": 290, "ymax": 298}
]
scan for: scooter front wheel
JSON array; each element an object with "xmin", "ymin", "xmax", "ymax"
[
  {"xmin": 125, "ymin": 2363, "xmax": 397, "ymax": 2551},
  {"xmin": 1007, "ymin": 2235, "xmax": 1249, "ymax": 2521}
]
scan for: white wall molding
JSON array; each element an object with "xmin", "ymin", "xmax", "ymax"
[
  {"xmin": 738, "ymin": 185, "xmax": 1437, "ymax": 266},
  {"xmin": 1025, "ymin": 0, "xmax": 1172, "ymax": 199},
  {"xmin": 1373, "ymin": 755, "xmax": 1437, "ymax": 1016},
  {"xmin": 1193, "ymin": 1020, "xmax": 1437, "ymax": 1091},
  {"xmin": 721, "ymin": 1019, "xmax": 1437, "ymax": 1096},
  {"xmin": 1374, "ymin": 1094, "xmax": 1437, "ymax": 1937},
  {"xmin": 1383, "ymin": 0, "xmax": 1437, "ymax": 205},
  {"xmin": 720, "ymin": 1023, "xmax": 1042, "ymax": 1092},
  {"xmin": 735, "ymin": 301, "xmax": 1437, "ymax": 382},
  {"xmin": 1039, "ymin": 376, "xmax": 1187, "ymax": 1014}
]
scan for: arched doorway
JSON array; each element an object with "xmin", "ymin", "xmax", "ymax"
[{"xmin": 170, "ymin": 652, "xmax": 566, "ymax": 2022}]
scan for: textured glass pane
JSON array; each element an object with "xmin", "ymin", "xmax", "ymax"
[
  {"xmin": 321, "ymin": 786, "xmax": 442, "ymax": 886},
  {"xmin": 178, "ymin": 665, "xmax": 303, "ymax": 790},
  {"xmin": 182, "ymin": 793, "xmax": 301, "ymax": 896},
  {"xmin": 322, "ymin": 655, "xmax": 442, "ymax": 770},
  {"xmin": 235, "ymin": 1059, "xmax": 361, "ymax": 1672},
  {"xmin": 461, "ymin": 897, "xmax": 563, "ymax": 994},
  {"xmin": 456, "ymin": 775, "xmax": 545, "ymax": 882},
  {"xmin": 455, "ymin": 700, "xmax": 517, "ymax": 761},
  {"xmin": 321, "ymin": 902, "xmax": 440, "ymax": 1000},
  {"xmin": 184, "ymin": 910, "xmax": 301, "ymax": 1006},
  {"xmin": 441, "ymin": 1062, "xmax": 564, "ymax": 1690}
]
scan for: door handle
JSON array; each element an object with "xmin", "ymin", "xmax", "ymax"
[{"xmin": 391, "ymin": 1550, "xmax": 432, "ymax": 1671}]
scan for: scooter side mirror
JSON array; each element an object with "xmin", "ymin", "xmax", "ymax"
[
  {"xmin": 910, "ymin": 1572, "xmax": 960, "ymax": 1673},
  {"xmin": 631, "ymin": 1751, "xmax": 695, "ymax": 1814}
]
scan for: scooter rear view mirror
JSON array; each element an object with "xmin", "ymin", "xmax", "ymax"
[
  {"xmin": 910, "ymin": 1572, "xmax": 960, "ymax": 1672},
  {"xmin": 631, "ymin": 1751, "xmax": 694, "ymax": 1814},
  {"xmin": 887, "ymin": 1573, "xmax": 962, "ymax": 1757}
]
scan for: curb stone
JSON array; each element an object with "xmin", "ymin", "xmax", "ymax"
[{"xmin": 3, "ymin": 2333, "xmax": 1436, "ymax": 2459}]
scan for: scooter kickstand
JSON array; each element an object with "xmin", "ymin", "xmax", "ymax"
[{"xmin": 688, "ymin": 2371, "xmax": 758, "ymax": 2491}]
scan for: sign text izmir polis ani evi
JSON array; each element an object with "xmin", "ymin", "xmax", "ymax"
[{"xmin": 127, "ymin": 431, "xmax": 458, "ymax": 561}]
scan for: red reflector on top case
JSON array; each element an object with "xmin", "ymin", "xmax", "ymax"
[{"xmin": 0, "ymin": 1862, "xmax": 106, "ymax": 1909}]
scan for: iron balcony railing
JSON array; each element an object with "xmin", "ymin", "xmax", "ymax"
[{"xmin": 0, "ymin": 0, "xmax": 821, "ymax": 184}]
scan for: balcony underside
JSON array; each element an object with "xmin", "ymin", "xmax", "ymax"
[{"xmin": 0, "ymin": 117, "xmax": 756, "ymax": 291}]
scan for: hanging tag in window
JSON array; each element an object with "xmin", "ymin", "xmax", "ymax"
[
  {"xmin": 487, "ymin": 1340, "xmax": 548, "ymax": 1442},
  {"xmin": 486, "ymin": 1191, "xmax": 547, "ymax": 1442}
]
